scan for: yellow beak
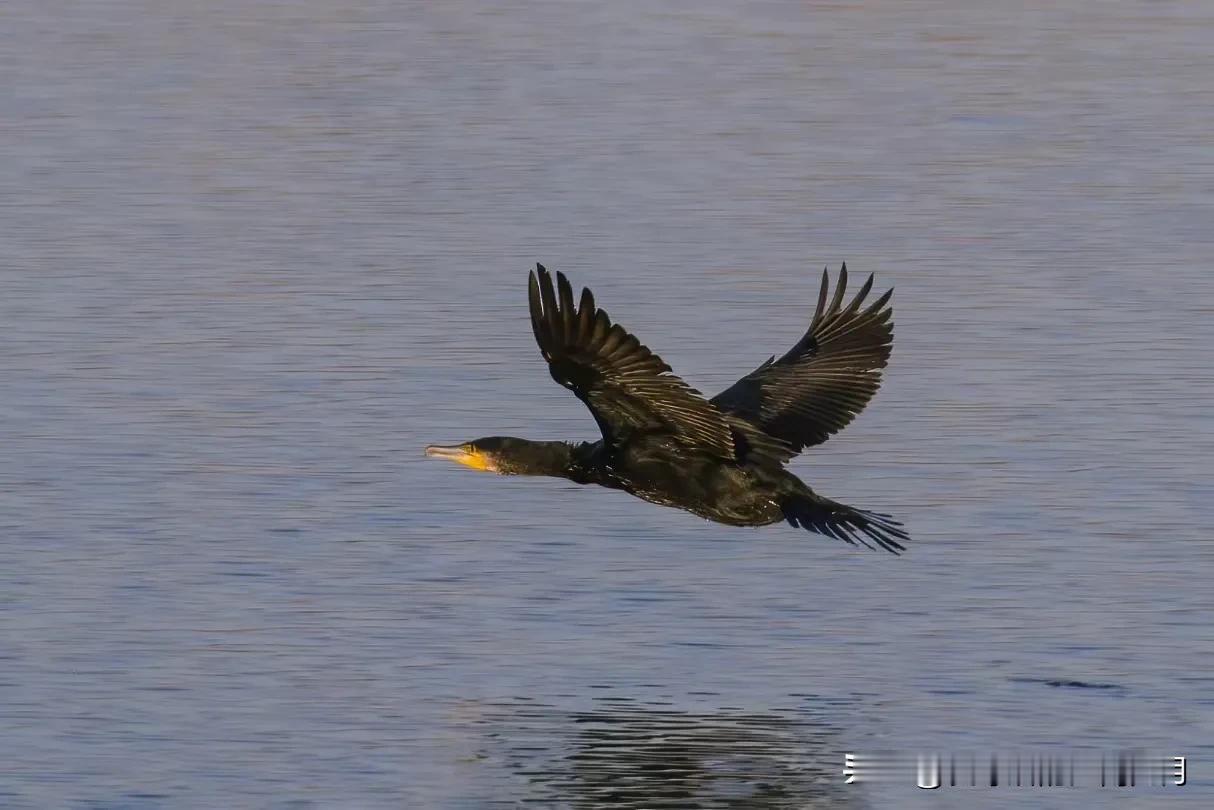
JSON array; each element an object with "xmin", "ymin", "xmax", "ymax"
[{"xmin": 424, "ymin": 444, "xmax": 497, "ymax": 472}]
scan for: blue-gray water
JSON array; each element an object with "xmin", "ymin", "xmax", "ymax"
[{"xmin": 3, "ymin": 1, "xmax": 1213, "ymax": 807}]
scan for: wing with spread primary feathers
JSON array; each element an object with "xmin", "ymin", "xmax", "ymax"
[
  {"xmin": 528, "ymin": 264, "xmax": 736, "ymax": 459},
  {"xmin": 711, "ymin": 264, "xmax": 894, "ymax": 459}
]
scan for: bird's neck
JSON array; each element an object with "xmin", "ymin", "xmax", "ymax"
[{"xmin": 507, "ymin": 440, "xmax": 580, "ymax": 478}]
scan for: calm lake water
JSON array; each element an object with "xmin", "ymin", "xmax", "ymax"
[{"xmin": 3, "ymin": 1, "xmax": 1213, "ymax": 807}]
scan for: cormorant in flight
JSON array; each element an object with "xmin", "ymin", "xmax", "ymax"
[{"xmin": 426, "ymin": 264, "xmax": 909, "ymax": 553}]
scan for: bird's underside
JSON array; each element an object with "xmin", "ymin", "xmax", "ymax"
[{"xmin": 425, "ymin": 263, "xmax": 908, "ymax": 554}]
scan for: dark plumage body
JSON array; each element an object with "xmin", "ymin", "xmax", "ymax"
[
  {"xmin": 426, "ymin": 264, "xmax": 909, "ymax": 553},
  {"xmin": 563, "ymin": 436, "xmax": 788, "ymax": 526}
]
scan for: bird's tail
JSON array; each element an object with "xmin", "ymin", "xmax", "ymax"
[{"xmin": 782, "ymin": 492, "xmax": 909, "ymax": 554}]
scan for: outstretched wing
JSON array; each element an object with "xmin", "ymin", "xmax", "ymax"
[
  {"xmin": 711, "ymin": 264, "xmax": 893, "ymax": 459},
  {"xmin": 528, "ymin": 264, "xmax": 736, "ymax": 458}
]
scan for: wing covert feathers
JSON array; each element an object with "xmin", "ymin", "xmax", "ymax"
[
  {"xmin": 528, "ymin": 264, "xmax": 736, "ymax": 458},
  {"xmin": 711, "ymin": 264, "xmax": 894, "ymax": 458}
]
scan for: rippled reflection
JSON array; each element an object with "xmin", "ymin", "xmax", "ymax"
[{"xmin": 470, "ymin": 697, "xmax": 865, "ymax": 809}]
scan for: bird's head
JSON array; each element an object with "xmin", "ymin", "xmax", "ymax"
[{"xmin": 424, "ymin": 436, "xmax": 571, "ymax": 476}]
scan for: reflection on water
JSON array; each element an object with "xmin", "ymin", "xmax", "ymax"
[{"xmin": 470, "ymin": 697, "xmax": 864, "ymax": 809}]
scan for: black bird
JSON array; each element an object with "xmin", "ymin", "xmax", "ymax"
[{"xmin": 425, "ymin": 264, "xmax": 909, "ymax": 553}]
